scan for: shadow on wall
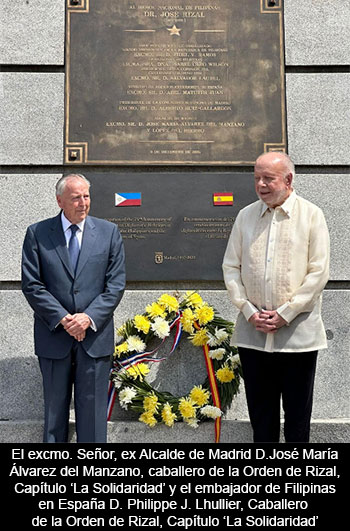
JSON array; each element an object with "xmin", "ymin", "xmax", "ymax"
[{"xmin": 0, "ymin": 356, "xmax": 44, "ymax": 421}]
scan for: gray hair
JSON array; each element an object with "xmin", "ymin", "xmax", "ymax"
[
  {"xmin": 279, "ymin": 152, "xmax": 295, "ymax": 179},
  {"xmin": 56, "ymin": 173, "xmax": 91, "ymax": 196}
]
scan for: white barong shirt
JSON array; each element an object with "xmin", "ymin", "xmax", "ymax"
[{"xmin": 223, "ymin": 191, "xmax": 330, "ymax": 352}]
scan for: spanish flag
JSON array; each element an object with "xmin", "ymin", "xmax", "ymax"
[{"xmin": 213, "ymin": 192, "xmax": 234, "ymax": 206}]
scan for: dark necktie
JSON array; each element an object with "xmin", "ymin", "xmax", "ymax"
[{"xmin": 69, "ymin": 224, "xmax": 80, "ymax": 273}]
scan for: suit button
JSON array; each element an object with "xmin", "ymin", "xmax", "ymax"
[{"xmin": 74, "ymin": 289, "xmax": 79, "ymax": 294}]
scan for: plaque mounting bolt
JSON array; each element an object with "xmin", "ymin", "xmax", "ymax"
[
  {"xmin": 268, "ymin": 1, "xmax": 277, "ymax": 6},
  {"xmin": 70, "ymin": 0, "xmax": 81, "ymax": 6}
]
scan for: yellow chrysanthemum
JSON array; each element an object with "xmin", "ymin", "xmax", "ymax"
[
  {"xmin": 161, "ymin": 403, "xmax": 177, "ymax": 427},
  {"xmin": 145, "ymin": 302, "xmax": 166, "ymax": 319},
  {"xmin": 133, "ymin": 314, "xmax": 151, "ymax": 334},
  {"xmin": 116, "ymin": 324, "xmax": 126, "ymax": 338},
  {"xmin": 181, "ymin": 308, "xmax": 195, "ymax": 333},
  {"xmin": 158, "ymin": 294, "xmax": 179, "ymax": 312},
  {"xmin": 195, "ymin": 304, "xmax": 215, "ymax": 326},
  {"xmin": 178, "ymin": 397, "xmax": 197, "ymax": 419},
  {"xmin": 185, "ymin": 291, "xmax": 203, "ymax": 308},
  {"xmin": 216, "ymin": 366, "xmax": 235, "ymax": 383},
  {"xmin": 190, "ymin": 328, "xmax": 209, "ymax": 346},
  {"xmin": 182, "ymin": 320, "xmax": 194, "ymax": 334},
  {"xmin": 127, "ymin": 363, "xmax": 150, "ymax": 380},
  {"xmin": 189, "ymin": 385, "xmax": 210, "ymax": 406},
  {"xmin": 139, "ymin": 411, "xmax": 157, "ymax": 427},
  {"xmin": 114, "ymin": 341, "xmax": 128, "ymax": 357},
  {"xmin": 143, "ymin": 392, "xmax": 159, "ymax": 413}
]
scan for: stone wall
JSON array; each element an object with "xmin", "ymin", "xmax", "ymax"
[{"xmin": 1, "ymin": 0, "xmax": 349, "ymax": 443}]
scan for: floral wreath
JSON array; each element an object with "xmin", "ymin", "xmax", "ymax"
[{"xmin": 108, "ymin": 291, "xmax": 242, "ymax": 442}]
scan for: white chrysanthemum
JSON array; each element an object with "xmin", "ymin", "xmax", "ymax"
[
  {"xmin": 207, "ymin": 334, "xmax": 219, "ymax": 347},
  {"xmin": 113, "ymin": 376, "xmax": 124, "ymax": 389},
  {"xmin": 184, "ymin": 417, "xmax": 199, "ymax": 429},
  {"xmin": 215, "ymin": 328, "xmax": 229, "ymax": 343},
  {"xmin": 126, "ymin": 335, "xmax": 146, "ymax": 353},
  {"xmin": 209, "ymin": 348, "xmax": 226, "ymax": 360},
  {"xmin": 151, "ymin": 317, "xmax": 170, "ymax": 339},
  {"xmin": 208, "ymin": 328, "xmax": 228, "ymax": 347},
  {"xmin": 200, "ymin": 405, "xmax": 222, "ymax": 419},
  {"xmin": 208, "ymin": 327, "xmax": 229, "ymax": 346},
  {"xmin": 228, "ymin": 353, "xmax": 240, "ymax": 367},
  {"xmin": 119, "ymin": 387, "xmax": 137, "ymax": 410}
]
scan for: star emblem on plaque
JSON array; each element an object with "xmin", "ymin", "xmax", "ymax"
[{"xmin": 167, "ymin": 24, "xmax": 181, "ymax": 36}]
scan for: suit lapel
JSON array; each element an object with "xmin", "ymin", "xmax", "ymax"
[
  {"xmin": 49, "ymin": 214, "xmax": 75, "ymax": 278},
  {"xmin": 75, "ymin": 216, "xmax": 96, "ymax": 278}
]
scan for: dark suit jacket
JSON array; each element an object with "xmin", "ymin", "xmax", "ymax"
[{"xmin": 22, "ymin": 213, "xmax": 125, "ymax": 359}]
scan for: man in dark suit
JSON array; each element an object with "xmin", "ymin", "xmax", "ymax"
[{"xmin": 22, "ymin": 173, "xmax": 125, "ymax": 442}]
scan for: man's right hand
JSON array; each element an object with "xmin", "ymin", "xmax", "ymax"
[
  {"xmin": 60, "ymin": 315, "xmax": 86, "ymax": 342},
  {"xmin": 249, "ymin": 312, "xmax": 279, "ymax": 334}
]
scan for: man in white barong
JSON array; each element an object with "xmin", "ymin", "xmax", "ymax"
[{"xmin": 223, "ymin": 152, "xmax": 330, "ymax": 442}]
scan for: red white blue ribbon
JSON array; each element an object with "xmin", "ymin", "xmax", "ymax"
[{"xmin": 107, "ymin": 380, "xmax": 117, "ymax": 421}]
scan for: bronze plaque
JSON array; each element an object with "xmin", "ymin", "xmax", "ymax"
[
  {"xmin": 65, "ymin": 0, "xmax": 286, "ymax": 165},
  {"xmin": 87, "ymin": 172, "xmax": 257, "ymax": 281}
]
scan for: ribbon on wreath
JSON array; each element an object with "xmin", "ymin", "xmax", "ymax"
[
  {"xmin": 203, "ymin": 343, "xmax": 222, "ymax": 443},
  {"xmin": 107, "ymin": 313, "xmax": 182, "ymax": 420},
  {"xmin": 194, "ymin": 322, "xmax": 222, "ymax": 443}
]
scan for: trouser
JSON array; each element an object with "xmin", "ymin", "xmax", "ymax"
[
  {"xmin": 39, "ymin": 343, "xmax": 111, "ymax": 443},
  {"xmin": 238, "ymin": 347, "xmax": 318, "ymax": 443}
]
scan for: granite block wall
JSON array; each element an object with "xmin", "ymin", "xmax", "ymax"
[{"xmin": 0, "ymin": 0, "xmax": 349, "ymax": 443}]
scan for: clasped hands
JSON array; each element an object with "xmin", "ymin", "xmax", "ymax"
[
  {"xmin": 249, "ymin": 310, "xmax": 287, "ymax": 334},
  {"xmin": 60, "ymin": 313, "xmax": 91, "ymax": 342}
]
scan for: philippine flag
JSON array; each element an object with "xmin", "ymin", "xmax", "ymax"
[{"xmin": 115, "ymin": 192, "xmax": 142, "ymax": 207}]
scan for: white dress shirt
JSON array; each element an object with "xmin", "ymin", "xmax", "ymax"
[
  {"xmin": 61, "ymin": 212, "xmax": 85, "ymax": 249},
  {"xmin": 222, "ymin": 191, "xmax": 330, "ymax": 352},
  {"xmin": 60, "ymin": 212, "xmax": 96, "ymax": 332}
]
